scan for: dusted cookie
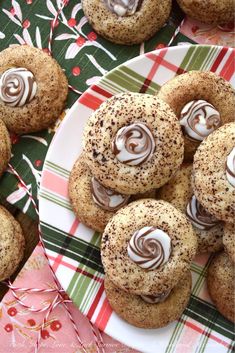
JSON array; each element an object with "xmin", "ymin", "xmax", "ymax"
[
  {"xmin": 157, "ymin": 71, "xmax": 235, "ymax": 161},
  {"xmin": 157, "ymin": 164, "xmax": 223, "ymax": 253},
  {"xmin": 0, "ymin": 119, "xmax": 11, "ymax": 177},
  {"xmin": 207, "ymin": 252, "xmax": 235, "ymax": 323},
  {"xmin": 223, "ymin": 222, "xmax": 235, "ymax": 263},
  {"xmin": 0, "ymin": 206, "xmax": 25, "ymax": 281},
  {"xmin": 193, "ymin": 123, "xmax": 235, "ymax": 223},
  {"xmin": 101, "ymin": 199, "xmax": 197, "ymax": 295},
  {"xmin": 82, "ymin": 0, "xmax": 172, "ymax": 45},
  {"xmin": 69, "ymin": 154, "xmax": 156, "ymax": 232},
  {"xmin": 104, "ymin": 271, "xmax": 192, "ymax": 328},
  {"xmin": 83, "ymin": 93, "xmax": 184, "ymax": 195},
  {"xmin": 69, "ymin": 154, "xmax": 130, "ymax": 233},
  {"xmin": 176, "ymin": 0, "xmax": 234, "ymax": 25},
  {"xmin": 0, "ymin": 45, "xmax": 68, "ymax": 134}
]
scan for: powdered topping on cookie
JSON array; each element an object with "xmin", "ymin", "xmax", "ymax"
[
  {"xmin": 127, "ymin": 226, "xmax": 171, "ymax": 270},
  {"xmin": 112, "ymin": 122, "xmax": 155, "ymax": 166},
  {"xmin": 226, "ymin": 147, "xmax": 235, "ymax": 188},
  {"xmin": 141, "ymin": 289, "xmax": 171, "ymax": 304},
  {"xmin": 180, "ymin": 100, "xmax": 221, "ymax": 141},
  {"xmin": 104, "ymin": 0, "xmax": 141, "ymax": 17},
  {"xmin": 91, "ymin": 177, "xmax": 129, "ymax": 211},
  {"xmin": 186, "ymin": 195, "xmax": 220, "ymax": 230},
  {"xmin": 0, "ymin": 67, "xmax": 37, "ymax": 107}
]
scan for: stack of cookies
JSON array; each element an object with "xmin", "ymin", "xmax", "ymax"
[{"xmin": 69, "ymin": 70, "xmax": 235, "ymax": 328}]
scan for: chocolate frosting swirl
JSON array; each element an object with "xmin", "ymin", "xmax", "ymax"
[
  {"xmin": 186, "ymin": 195, "xmax": 220, "ymax": 230},
  {"xmin": 112, "ymin": 122, "xmax": 155, "ymax": 166},
  {"xmin": 91, "ymin": 177, "xmax": 129, "ymax": 211},
  {"xmin": 104, "ymin": 0, "xmax": 141, "ymax": 17},
  {"xmin": 226, "ymin": 147, "xmax": 235, "ymax": 188},
  {"xmin": 180, "ymin": 100, "xmax": 221, "ymax": 142},
  {"xmin": 127, "ymin": 226, "xmax": 171, "ymax": 270},
  {"xmin": 141, "ymin": 289, "xmax": 171, "ymax": 304},
  {"xmin": 0, "ymin": 67, "xmax": 37, "ymax": 107}
]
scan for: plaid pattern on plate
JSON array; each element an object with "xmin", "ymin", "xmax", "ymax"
[{"xmin": 39, "ymin": 45, "xmax": 235, "ymax": 353}]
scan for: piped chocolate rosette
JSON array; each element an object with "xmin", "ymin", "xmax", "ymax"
[
  {"xmin": 91, "ymin": 177, "xmax": 129, "ymax": 211},
  {"xmin": 226, "ymin": 147, "xmax": 235, "ymax": 188},
  {"xmin": 186, "ymin": 195, "xmax": 220, "ymax": 230},
  {"xmin": 127, "ymin": 226, "xmax": 171, "ymax": 270},
  {"xmin": 128, "ymin": 226, "xmax": 172, "ymax": 304},
  {"xmin": 180, "ymin": 100, "xmax": 221, "ymax": 142},
  {"xmin": 0, "ymin": 67, "xmax": 37, "ymax": 107},
  {"xmin": 112, "ymin": 122, "xmax": 156, "ymax": 166},
  {"xmin": 104, "ymin": 0, "xmax": 141, "ymax": 17}
]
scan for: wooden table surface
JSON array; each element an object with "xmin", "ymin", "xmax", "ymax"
[{"xmin": 0, "ymin": 202, "xmax": 38, "ymax": 301}]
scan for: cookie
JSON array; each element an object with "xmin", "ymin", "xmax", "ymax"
[
  {"xmin": 157, "ymin": 71, "xmax": 235, "ymax": 161},
  {"xmin": 101, "ymin": 199, "xmax": 197, "ymax": 295},
  {"xmin": 69, "ymin": 154, "xmax": 156, "ymax": 232},
  {"xmin": 0, "ymin": 205, "xmax": 25, "ymax": 281},
  {"xmin": 0, "ymin": 45, "xmax": 68, "ymax": 134},
  {"xmin": 207, "ymin": 252, "xmax": 235, "ymax": 323},
  {"xmin": 82, "ymin": 0, "xmax": 172, "ymax": 45},
  {"xmin": 104, "ymin": 270, "xmax": 192, "ymax": 328},
  {"xmin": 83, "ymin": 92, "xmax": 184, "ymax": 195},
  {"xmin": 69, "ymin": 153, "xmax": 130, "ymax": 233},
  {"xmin": 223, "ymin": 222, "xmax": 235, "ymax": 263},
  {"xmin": 176, "ymin": 0, "xmax": 234, "ymax": 25},
  {"xmin": 192, "ymin": 123, "xmax": 235, "ymax": 223},
  {"xmin": 0, "ymin": 119, "xmax": 11, "ymax": 177},
  {"xmin": 157, "ymin": 164, "xmax": 224, "ymax": 253}
]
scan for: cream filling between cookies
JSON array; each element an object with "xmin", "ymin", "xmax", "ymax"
[
  {"xmin": 180, "ymin": 100, "xmax": 221, "ymax": 142},
  {"xmin": 0, "ymin": 67, "xmax": 37, "ymax": 107},
  {"xmin": 186, "ymin": 195, "xmax": 220, "ymax": 230},
  {"xmin": 127, "ymin": 226, "xmax": 171, "ymax": 270},
  {"xmin": 141, "ymin": 289, "xmax": 171, "ymax": 304},
  {"xmin": 91, "ymin": 177, "xmax": 130, "ymax": 211}
]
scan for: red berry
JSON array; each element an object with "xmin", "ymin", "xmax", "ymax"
[
  {"xmin": 50, "ymin": 320, "xmax": 62, "ymax": 331},
  {"xmin": 156, "ymin": 43, "xmax": 166, "ymax": 49},
  {"xmin": 34, "ymin": 159, "xmax": 42, "ymax": 167},
  {"xmin": 23, "ymin": 19, "xmax": 30, "ymax": 28},
  {"xmin": 191, "ymin": 25, "xmax": 199, "ymax": 34},
  {"xmin": 87, "ymin": 32, "xmax": 97, "ymax": 41},
  {"xmin": 26, "ymin": 0, "xmax": 33, "ymax": 3},
  {"xmin": 7, "ymin": 307, "xmax": 17, "ymax": 317},
  {"xmin": 4, "ymin": 324, "xmax": 13, "ymax": 332},
  {"xmin": 41, "ymin": 329, "xmax": 50, "ymax": 339},
  {"xmin": 72, "ymin": 66, "xmax": 81, "ymax": 76},
  {"xmin": 27, "ymin": 319, "xmax": 36, "ymax": 326},
  {"xmin": 68, "ymin": 18, "xmax": 76, "ymax": 27},
  {"xmin": 76, "ymin": 37, "xmax": 86, "ymax": 47},
  {"xmin": 10, "ymin": 7, "xmax": 15, "ymax": 15}
]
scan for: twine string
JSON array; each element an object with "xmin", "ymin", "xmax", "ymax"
[{"xmin": 7, "ymin": 163, "xmax": 92, "ymax": 353}]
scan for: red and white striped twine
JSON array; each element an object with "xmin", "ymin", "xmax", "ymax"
[
  {"xmin": 7, "ymin": 164, "xmax": 104, "ymax": 353},
  {"xmin": 167, "ymin": 17, "xmax": 185, "ymax": 47}
]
